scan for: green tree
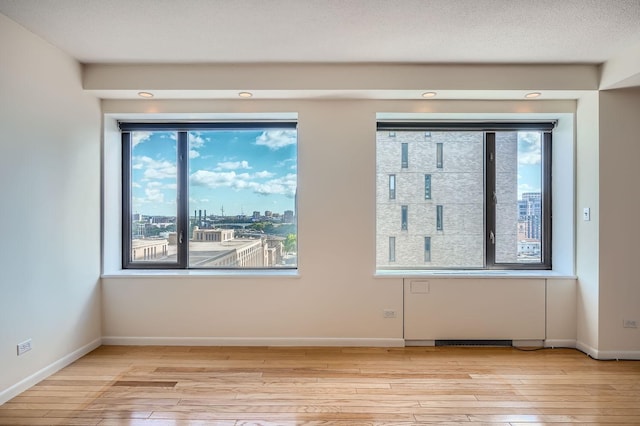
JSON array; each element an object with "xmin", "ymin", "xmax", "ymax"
[{"xmin": 284, "ymin": 233, "xmax": 297, "ymax": 253}]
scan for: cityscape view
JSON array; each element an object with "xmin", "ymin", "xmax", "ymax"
[
  {"xmin": 128, "ymin": 129, "xmax": 297, "ymax": 268},
  {"xmin": 376, "ymin": 130, "xmax": 545, "ymax": 268}
]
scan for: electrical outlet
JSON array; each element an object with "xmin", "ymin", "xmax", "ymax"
[
  {"xmin": 623, "ymin": 319, "xmax": 638, "ymax": 328},
  {"xmin": 383, "ymin": 309, "xmax": 397, "ymax": 318},
  {"xmin": 17, "ymin": 339, "xmax": 32, "ymax": 356}
]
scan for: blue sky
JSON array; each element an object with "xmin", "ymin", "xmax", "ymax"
[
  {"xmin": 516, "ymin": 132, "xmax": 542, "ymax": 198},
  {"xmin": 131, "ymin": 129, "xmax": 297, "ymax": 217}
]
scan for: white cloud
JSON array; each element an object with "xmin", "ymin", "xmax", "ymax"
[
  {"xmin": 250, "ymin": 173, "xmax": 297, "ymax": 198},
  {"xmin": 145, "ymin": 188, "xmax": 164, "ymax": 203},
  {"xmin": 518, "ymin": 183, "xmax": 540, "ymax": 198},
  {"xmin": 255, "ymin": 130, "xmax": 296, "ymax": 150},
  {"xmin": 190, "ymin": 169, "xmax": 297, "ymax": 197},
  {"xmin": 132, "ymin": 131, "xmax": 152, "ymax": 148},
  {"xmin": 133, "ymin": 156, "xmax": 177, "ymax": 180},
  {"xmin": 189, "ymin": 149, "xmax": 200, "ymax": 159},
  {"xmin": 254, "ymin": 170, "xmax": 276, "ymax": 179},
  {"xmin": 190, "ymin": 170, "xmax": 239, "ymax": 188},
  {"xmin": 518, "ymin": 132, "xmax": 542, "ymax": 165},
  {"xmin": 189, "ymin": 132, "xmax": 206, "ymax": 148},
  {"xmin": 216, "ymin": 160, "xmax": 251, "ymax": 170}
]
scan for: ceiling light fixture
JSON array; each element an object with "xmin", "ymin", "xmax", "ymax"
[
  {"xmin": 421, "ymin": 91, "xmax": 437, "ymax": 98},
  {"xmin": 238, "ymin": 91, "xmax": 253, "ymax": 98},
  {"xmin": 137, "ymin": 91, "xmax": 154, "ymax": 98},
  {"xmin": 525, "ymin": 92, "xmax": 542, "ymax": 99}
]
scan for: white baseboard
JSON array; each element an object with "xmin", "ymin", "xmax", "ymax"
[
  {"xmin": 575, "ymin": 341, "xmax": 640, "ymax": 360},
  {"xmin": 101, "ymin": 336, "xmax": 405, "ymax": 347},
  {"xmin": 544, "ymin": 339, "xmax": 577, "ymax": 349},
  {"xmin": 576, "ymin": 340, "xmax": 599, "ymax": 358},
  {"xmin": 0, "ymin": 337, "xmax": 102, "ymax": 405},
  {"xmin": 595, "ymin": 350, "xmax": 640, "ymax": 360}
]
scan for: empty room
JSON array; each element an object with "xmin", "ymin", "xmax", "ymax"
[{"xmin": 1, "ymin": 0, "xmax": 640, "ymax": 424}]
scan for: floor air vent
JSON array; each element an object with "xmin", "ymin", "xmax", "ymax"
[{"xmin": 435, "ymin": 339, "xmax": 512, "ymax": 347}]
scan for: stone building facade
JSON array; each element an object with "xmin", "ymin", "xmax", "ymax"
[{"xmin": 376, "ymin": 130, "xmax": 519, "ymax": 268}]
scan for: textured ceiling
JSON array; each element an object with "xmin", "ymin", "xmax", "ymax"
[{"xmin": 1, "ymin": 0, "xmax": 640, "ymax": 64}]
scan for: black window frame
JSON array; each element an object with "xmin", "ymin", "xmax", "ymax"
[
  {"xmin": 377, "ymin": 121, "xmax": 554, "ymax": 270},
  {"xmin": 436, "ymin": 205, "xmax": 444, "ymax": 231},
  {"xmin": 424, "ymin": 174, "xmax": 432, "ymax": 200},
  {"xmin": 120, "ymin": 121, "xmax": 298, "ymax": 270},
  {"xmin": 424, "ymin": 236, "xmax": 431, "ymax": 262},
  {"xmin": 389, "ymin": 174, "xmax": 396, "ymax": 200},
  {"xmin": 401, "ymin": 143, "xmax": 408, "ymax": 169},
  {"xmin": 401, "ymin": 205, "xmax": 408, "ymax": 231},
  {"xmin": 389, "ymin": 236, "xmax": 396, "ymax": 262}
]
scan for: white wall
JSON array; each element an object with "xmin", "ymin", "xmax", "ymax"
[
  {"xmin": 575, "ymin": 92, "xmax": 601, "ymax": 356},
  {"xmin": 598, "ymin": 88, "xmax": 640, "ymax": 356},
  {"xmin": 102, "ymin": 99, "xmax": 576, "ymax": 345},
  {"xmin": 0, "ymin": 15, "xmax": 102, "ymax": 402}
]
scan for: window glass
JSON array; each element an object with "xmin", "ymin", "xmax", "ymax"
[
  {"xmin": 389, "ymin": 174, "xmax": 396, "ymax": 199},
  {"xmin": 495, "ymin": 131, "xmax": 543, "ymax": 263},
  {"xmin": 376, "ymin": 125, "xmax": 550, "ymax": 270},
  {"xmin": 123, "ymin": 124, "xmax": 297, "ymax": 270},
  {"xmin": 424, "ymin": 174, "xmax": 431, "ymax": 199},
  {"xmin": 389, "ymin": 237, "xmax": 396, "ymax": 262},
  {"xmin": 128, "ymin": 131, "xmax": 178, "ymax": 265},
  {"xmin": 187, "ymin": 130, "xmax": 297, "ymax": 268},
  {"xmin": 401, "ymin": 143, "xmax": 408, "ymax": 168}
]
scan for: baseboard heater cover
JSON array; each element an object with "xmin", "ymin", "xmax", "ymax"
[{"xmin": 435, "ymin": 339, "xmax": 513, "ymax": 347}]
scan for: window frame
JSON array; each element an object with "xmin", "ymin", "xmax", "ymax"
[
  {"xmin": 424, "ymin": 174, "xmax": 431, "ymax": 200},
  {"xmin": 389, "ymin": 174, "xmax": 396, "ymax": 200},
  {"xmin": 401, "ymin": 205, "xmax": 408, "ymax": 231},
  {"xmin": 376, "ymin": 121, "xmax": 554, "ymax": 271},
  {"xmin": 120, "ymin": 121, "xmax": 298, "ymax": 270}
]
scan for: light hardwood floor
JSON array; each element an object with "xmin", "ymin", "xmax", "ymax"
[{"xmin": 1, "ymin": 345, "xmax": 639, "ymax": 425}]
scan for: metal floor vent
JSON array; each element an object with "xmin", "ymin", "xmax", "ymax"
[{"xmin": 435, "ymin": 339, "xmax": 513, "ymax": 347}]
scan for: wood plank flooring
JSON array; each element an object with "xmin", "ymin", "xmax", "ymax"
[{"xmin": 1, "ymin": 345, "xmax": 639, "ymax": 425}]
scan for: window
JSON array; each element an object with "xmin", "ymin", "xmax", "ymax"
[
  {"xmin": 376, "ymin": 122, "xmax": 552, "ymax": 270},
  {"xmin": 424, "ymin": 237, "xmax": 431, "ymax": 262},
  {"xmin": 401, "ymin": 205, "xmax": 408, "ymax": 230},
  {"xmin": 436, "ymin": 142, "xmax": 443, "ymax": 169},
  {"xmin": 121, "ymin": 122, "xmax": 297, "ymax": 269},
  {"xmin": 389, "ymin": 174, "xmax": 396, "ymax": 200},
  {"xmin": 389, "ymin": 237, "xmax": 396, "ymax": 262},
  {"xmin": 424, "ymin": 174, "xmax": 431, "ymax": 199},
  {"xmin": 401, "ymin": 143, "xmax": 408, "ymax": 168}
]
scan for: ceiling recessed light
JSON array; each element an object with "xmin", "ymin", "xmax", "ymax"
[
  {"xmin": 238, "ymin": 91, "xmax": 253, "ymax": 98},
  {"xmin": 525, "ymin": 92, "xmax": 542, "ymax": 99},
  {"xmin": 137, "ymin": 91, "xmax": 154, "ymax": 98},
  {"xmin": 421, "ymin": 91, "xmax": 437, "ymax": 98}
]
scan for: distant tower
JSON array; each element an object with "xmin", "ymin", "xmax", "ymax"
[{"xmin": 221, "ymin": 205, "xmax": 225, "ymax": 217}]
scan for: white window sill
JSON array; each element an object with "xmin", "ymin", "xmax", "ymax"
[
  {"xmin": 101, "ymin": 269, "xmax": 300, "ymax": 279},
  {"xmin": 375, "ymin": 270, "xmax": 576, "ymax": 279}
]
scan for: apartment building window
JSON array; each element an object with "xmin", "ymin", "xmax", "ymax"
[
  {"xmin": 401, "ymin": 143, "xmax": 408, "ymax": 168},
  {"xmin": 389, "ymin": 174, "xmax": 396, "ymax": 200},
  {"xmin": 389, "ymin": 237, "xmax": 396, "ymax": 262},
  {"xmin": 121, "ymin": 122, "xmax": 298, "ymax": 270},
  {"xmin": 401, "ymin": 205, "xmax": 408, "ymax": 230},
  {"xmin": 424, "ymin": 174, "xmax": 432, "ymax": 199},
  {"xmin": 376, "ymin": 121, "xmax": 553, "ymax": 270},
  {"xmin": 424, "ymin": 237, "xmax": 431, "ymax": 262}
]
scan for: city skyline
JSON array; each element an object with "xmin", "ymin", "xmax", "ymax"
[{"xmin": 130, "ymin": 129, "xmax": 297, "ymax": 217}]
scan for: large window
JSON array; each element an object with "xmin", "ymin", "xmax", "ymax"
[
  {"xmin": 121, "ymin": 122, "xmax": 297, "ymax": 269},
  {"xmin": 376, "ymin": 122, "xmax": 552, "ymax": 270}
]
